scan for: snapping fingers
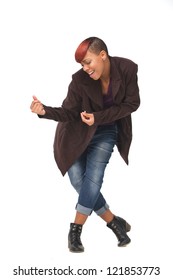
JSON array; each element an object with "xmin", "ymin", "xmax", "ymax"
[
  {"xmin": 30, "ymin": 96, "xmax": 45, "ymax": 115},
  {"xmin": 80, "ymin": 112, "xmax": 94, "ymax": 126}
]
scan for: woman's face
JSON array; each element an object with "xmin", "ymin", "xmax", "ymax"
[{"xmin": 81, "ymin": 50, "xmax": 107, "ymax": 80}]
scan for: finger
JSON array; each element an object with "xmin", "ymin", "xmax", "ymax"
[
  {"xmin": 82, "ymin": 111, "xmax": 92, "ymax": 116},
  {"xmin": 81, "ymin": 116, "xmax": 91, "ymax": 126},
  {"xmin": 81, "ymin": 111, "xmax": 88, "ymax": 117},
  {"xmin": 30, "ymin": 97, "xmax": 43, "ymax": 109},
  {"xmin": 30, "ymin": 101, "xmax": 40, "ymax": 110},
  {"xmin": 33, "ymin": 95, "xmax": 38, "ymax": 101},
  {"xmin": 81, "ymin": 112, "xmax": 90, "ymax": 120},
  {"xmin": 36, "ymin": 104, "xmax": 44, "ymax": 114},
  {"xmin": 80, "ymin": 113, "xmax": 88, "ymax": 123},
  {"xmin": 31, "ymin": 103, "xmax": 44, "ymax": 114},
  {"xmin": 80, "ymin": 112, "xmax": 85, "ymax": 122}
]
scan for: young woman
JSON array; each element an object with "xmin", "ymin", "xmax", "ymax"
[{"xmin": 30, "ymin": 37, "xmax": 140, "ymax": 252}]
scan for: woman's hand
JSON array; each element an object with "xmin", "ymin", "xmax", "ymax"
[
  {"xmin": 30, "ymin": 96, "xmax": 46, "ymax": 115},
  {"xmin": 80, "ymin": 111, "xmax": 95, "ymax": 126}
]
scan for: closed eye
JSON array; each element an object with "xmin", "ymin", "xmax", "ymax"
[{"xmin": 81, "ymin": 60, "xmax": 92, "ymax": 67}]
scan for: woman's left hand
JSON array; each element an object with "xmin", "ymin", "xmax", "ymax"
[{"xmin": 80, "ymin": 111, "xmax": 95, "ymax": 126}]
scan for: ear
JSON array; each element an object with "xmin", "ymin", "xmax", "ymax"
[{"xmin": 100, "ymin": 50, "xmax": 107, "ymax": 61}]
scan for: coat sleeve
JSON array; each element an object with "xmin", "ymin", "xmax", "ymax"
[
  {"xmin": 93, "ymin": 64, "xmax": 140, "ymax": 124},
  {"xmin": 38, "ymin": 79, "xmax": 82, "ymax": 122}
]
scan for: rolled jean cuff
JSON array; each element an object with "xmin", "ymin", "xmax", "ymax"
[
  {"xmin": 95, "ymin": 203, "xmax": 109, "ymax": 216},
  {"xmin": 76, "ymin": 203, "xmax": 92, "ymax": 216}
]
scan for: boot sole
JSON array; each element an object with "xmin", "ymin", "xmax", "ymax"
[
  {"xmin": 118, "ymin": 238, "xmax": 131, "ymax": 247},
  {"xmin": 68, "ymin": 242, "xmax": 84, "ymax": 253},
  {"xmin": 69, "ymin": 248, "xmax": 84, "ymax": 253}
]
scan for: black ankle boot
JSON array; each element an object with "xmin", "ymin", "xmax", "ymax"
[
  {"xmin": 68, "ymin": 223, "xmax": 84, "ymax": 253},
  {"xmin": 107, "ymin": 216, "xmax": 131, "ymax": 247},
  {"xmin": 116, "ymin": 216, "xmax": 131, "ymax": 232}
]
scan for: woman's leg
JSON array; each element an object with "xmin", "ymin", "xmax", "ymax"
[
  {"xmin": 76, "ymin": 125, "xmax": 117, "ymax": 215},
  {"xmin": 68, "ymin": 125, "xmax": 118, "ymax": 216},
  {"xmin": 68, "ymin": 149, "xmax": 110, "ymax": 224},
  {"xmin": 73, "ymin": 209, "xmax": 114, "ymax": 227},
  {"xmin": 99, "ymin": 209, "xmax": 114, "ymax": 223}
]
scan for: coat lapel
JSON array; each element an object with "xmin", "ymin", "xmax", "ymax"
[
  {"xmin": 82, "ymin": 78, "xmax": 103, "ymax": 109},
  {"xmin": 110, "ymin": 57, "xmax": 122, "ymax": 100}
]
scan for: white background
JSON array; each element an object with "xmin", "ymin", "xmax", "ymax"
[{"xmin": 0, "ymin": 0, "xmax": 173, "ymax": 279}]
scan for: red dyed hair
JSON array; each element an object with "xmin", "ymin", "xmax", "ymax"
[
  {"xmin": 75, "ymin": 39, "xmax": 91, "ymax": 63},
  {"xmin": 75, "ymin": 37, "xmax": 108, "ymax": 63}
]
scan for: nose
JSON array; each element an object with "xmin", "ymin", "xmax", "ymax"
[{"xmin": 83, "ymin": 64, "xmax": 89, "ymax": 72}]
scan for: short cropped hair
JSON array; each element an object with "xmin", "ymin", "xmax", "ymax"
[{"xmin": 75, "ymin": 37, "xmax": 108, "ymax": 63}]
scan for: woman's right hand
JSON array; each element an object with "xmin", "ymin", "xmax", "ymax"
[{"xmin": 30, "ymin": 96, "xmax": 46, "ymax": 115}]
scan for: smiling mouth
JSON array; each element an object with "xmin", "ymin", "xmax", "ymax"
[{"xmin": 88, "ymin": 70, "xmax": 94, "ymax": 76}]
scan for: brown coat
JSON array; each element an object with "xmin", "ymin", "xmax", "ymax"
[{"xmin": 41, "ymin": 56, "xmax": 140, "ymax": 176}]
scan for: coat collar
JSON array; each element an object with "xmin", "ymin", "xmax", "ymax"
[{"xmin": 81, "ymin": 56, "xmax": 122, "ymax": 108}]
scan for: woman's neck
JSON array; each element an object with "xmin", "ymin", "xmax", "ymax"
[{"xmin": 100, "ymin": 58, "xmax": 111, "ymax": 94}]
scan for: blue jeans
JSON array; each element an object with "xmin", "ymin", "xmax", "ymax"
[{"xmin": 68, "ymin": 124, "xmax": 118, "ymax": 216}]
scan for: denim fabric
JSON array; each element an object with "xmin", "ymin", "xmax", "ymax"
[{"xmin": 68, "ymin": 124, "xmax": 118, "ymax": 216}]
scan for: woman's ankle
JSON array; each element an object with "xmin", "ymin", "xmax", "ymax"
[{"xmin": 99, "ymin": 209, "xmax": 114, "ymax": 223}]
